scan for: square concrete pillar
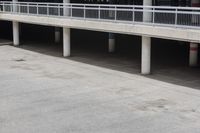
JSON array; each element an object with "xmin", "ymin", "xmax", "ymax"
[
  {"xmin": 13, "ymin": 21, "xmax": 19, "ymax": 46},
  {"xmin": 63, "ymin": 28, "xmax": 70, "ymax": 57},
  {"xmin": 189, "ymin": 43, "xmax": 198, "ymax": 67},
  {"xmin": 109, "ymin": 33, "xmax": 115, "ymax": 53},
  {"xmin": 141, "ymin": 36, "xmax": 151, "ymax": 75}
]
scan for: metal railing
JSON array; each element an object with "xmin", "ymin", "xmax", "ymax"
[{"xmin": 0, "ymin": 1, "xmax": 200, "ymax": 29}]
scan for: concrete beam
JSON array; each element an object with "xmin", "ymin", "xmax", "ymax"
[{"xmin": 1, "ymin": 14, "xmax": 200, "ymax": 43}]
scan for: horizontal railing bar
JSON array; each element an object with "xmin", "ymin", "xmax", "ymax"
[
  {"xmin": 2, "ymin": 3, "xmax": 200, "ymax": 14},
  {"xmin": 1, "ymin": 3, "xmax": 200, "ymax": 13},
  {"xmin": 1, "ymin": 1, "xmax": 200, "ymax": 11}
]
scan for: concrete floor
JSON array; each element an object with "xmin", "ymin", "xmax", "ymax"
[
  {"xmin": 20, "ymin": 39, "xmax": 200, "ymax": 89},
  {"xmin": 0, "ymin": 41, "xmax": 200, "ymax": 133}
]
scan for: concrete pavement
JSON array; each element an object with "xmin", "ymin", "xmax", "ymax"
[{"xmin": 0, "ymin": 45, "xmax": 200, "ymax": 133}]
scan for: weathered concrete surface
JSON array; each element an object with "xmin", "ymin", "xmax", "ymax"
[{"xmin": 0, "ymin": 45, "xmax": 200, "ymax": 133}]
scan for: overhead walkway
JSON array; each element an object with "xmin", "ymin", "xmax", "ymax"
[{"xmin": 0, "ymin": 1, "xmax": 200, "ymax": 74}]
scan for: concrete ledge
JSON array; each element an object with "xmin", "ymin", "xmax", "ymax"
[{"xmin": 1, "ymin": 13, "xmax": 200, "ymax": 43}]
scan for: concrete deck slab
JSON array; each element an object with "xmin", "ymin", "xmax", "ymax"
[
  {"xmin": 1, "ymin": 13, "xmax": 200, "ymax": 43},
  {"xmin": 0, "ymin": 45, "xmax": 200, "ymax": 133}
]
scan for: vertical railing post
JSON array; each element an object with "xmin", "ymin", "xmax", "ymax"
[
  {"xmin": 132, "ymin": 6, "xmax": 135, "ymax": 23},
  {"xmin": 11, "ymin": 3, "xmax": 13, "ymax": 13},
  {"xmin": 27, "ymin": 3, "xmax": 29, "ymax": 14},
  {"xmin": 84, "ymin": 5, "xmax": 86, "ymax": 19},
  {"xmin": 37, "ymin": 4, "xmax": 38, "ymax": 15},
  {"xmin": 98, "ymin": 6, "xmax": 100, "ymax": 20},
  {"xmin": 2, "ymin": 2, "xmax": 4, "ymax": 12},
  {"xmin": 152, "ymin": 7, "xmax": 155, "ymax": 25},
  {"xmin": 47, "ymin": 4, "xmax": 49, "ymax": 16},
  {"xmin": 63, "ymin": 4, "xmax": 65, "ymax": 17},
  {"xmin": 19, "ymin": 4, "xmax": 21, "ymax": 14},
  {"xmin": 115, "ymin": 6, "xmax": 117, "ymax": 21},
  {"xmin": 70, "ymin": 5, "xmax": 72, "ymax": 17},
  {"xmin": 58, "ymin": 5, "xmax": 60, "ymax": 16},
  {"xmin": 175, "ymin": 8, "xmax": 178, "ymax": 26}
]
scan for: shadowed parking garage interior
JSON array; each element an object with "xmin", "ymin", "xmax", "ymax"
[{"xmin": 0, "ymin": 21, "xmax": 199, "ymax": 89}]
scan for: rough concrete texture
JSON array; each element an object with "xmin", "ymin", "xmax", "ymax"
[{"xmin": 0, "ymin": 45, "xmax": 200, "ymax": 133}]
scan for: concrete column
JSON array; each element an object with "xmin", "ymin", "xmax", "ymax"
[
  {"xmin": 189, "ymin": 0, "xmax": 200, "ymax": 66},
  {"xmin": 63, "ymin": 0, "xmax": 71, "ymax": 57},
  {"xmin": 63, "ymin": 0, "xmax": 70, "ymax": 16},
  {"xmin": 63, "ymin": 28, "xmax": 70, "ymax": 57},
  {"xmin": 54, "ymin": 0, "xmax": 61, "ymax": 44},
  {"xmin": 13, "ymin": 0, "xmax": 18, "ymax": 12},
  {"xmin": 13, "ymin": 21, "xmax": 19, "ymax": 46},
  {"xmin": 141, "ymin": 36, "xmax": 151, "ymax": 74},
  {"xmin": 55, "ymin": 27, "xmax": 60, "ymax": 43},
  {"xmin": 12, "ymin": 0, "xmax": 19, "ymax": 46},
  {"xmin": 189, "ymin": 43, "xmax": 198, "ymax": 67},
  {"xmin": 191, "ymin": 0, "xmax": 200, "ymax": 23},
  {"xmin": 109, "ymin": 33, "xmax": 115, "ymax": 53},
  {"xmin": 141, "ymin": 0, "xmax": 152, "ymax": 74},
  {"xmin": 108, "ymin": 0, "xmax": 115, "ymax": 53},
  {"xmin": 143, "ymin": 0, "xmax": 152, "ymax": 22},
  {"xmin": 63, "ymin": 0, "xmax": 70, "ymax": 3}
]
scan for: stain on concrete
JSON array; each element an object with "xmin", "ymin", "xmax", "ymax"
[
  {"xmin": 131, "ymin": 99, "xmax": 175, "ymax": 112},
  {"xmin": 14, "ymin": 59, "xmax": 26, "ymax": 62}
]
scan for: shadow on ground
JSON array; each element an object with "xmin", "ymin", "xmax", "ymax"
[{"xmin": 1, "ymin": 27, "xmax": 200, "ymax": 90}]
